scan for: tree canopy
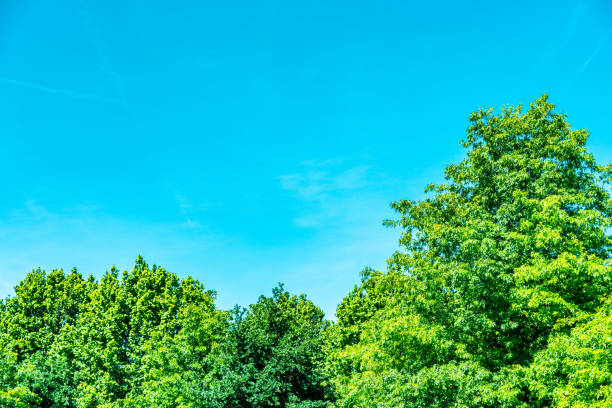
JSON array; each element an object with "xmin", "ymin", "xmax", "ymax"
[
  {"xmin": 1, "ymin": 95, "xmax": 610, "ymax": 407},
  {"xmin": 326, "ymin": 95, "xmax": 612, "ymax": 408}
]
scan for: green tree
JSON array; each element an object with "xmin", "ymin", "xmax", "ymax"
[
  {"xmin": 122, "ymin": 274, "xmax": 228, "ymax": 407},
  {"xmin": 530, "ymin": 296, "xmax": 612, "ymax": 407},
  {"xmin": 0, "ymin": 268, "xmax": 92, "ymax": 407},
  {"xmin": 0, "ymin": 257, "xmax": 227, "ymax": 408},
  {"xmin": 322, "ymin": 268, "xmax": 409, "ymax": 401},
  {"xmin": 2, "ymin": 95, "xmax": 611, "ymax": 408},
  {"xmin": 68, "ymin": 257, "xmax": 226, "ymax": 407},
  {"xmin": 216, "ymin": 285, "xmax": 330, "ymax": 408},
  {"xmin": 326, "ymin": 95, "xmax": 612, "ymax": 408}
]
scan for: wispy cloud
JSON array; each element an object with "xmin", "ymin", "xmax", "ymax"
[
  {"xmin": 280, "ymin": 165, "xmax": 371, "ymax": 201},
  {"xmin": 0, "ymin": 192, "xmax": 399, "ymax": 318},
  {"xmin": 1, "ymin": 2, "xmax": 139, "ymax": 109},
  {"xmin": 279, "ymin": 160, "xmax": 388, "ymax": 229},
  {"xmin": 536, "ymin": 1, "xmax": 589, "ymax": 66},
  {"xmin": 0, "ymin": 199, "xmax": 222, "ymax": 299},
  {"xmin": 11, "ymin": 199, "xmax": 55, "ymax": 220},
  {"xmin": 176, "ymin": 194, "xmax": 200, "ymax": 229},
  {"xmin": 73, "ymin": 0, "xmax": 130, "ymax": 108},
  {"xmin": 0, "ymin": 77, "xmax": 141, "ymax": 108},
  {"xmin": 578, "ymin": 27, "xmax": 612, "ymax": 73}
]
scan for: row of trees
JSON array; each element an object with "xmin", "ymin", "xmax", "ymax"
[
  {"xmin": 0, "ymin": 260, "xmax": 329, "ymax": 408},
  {"xmin": 2, "ymin": 95, "xmax": 611, "ymax": 407}
]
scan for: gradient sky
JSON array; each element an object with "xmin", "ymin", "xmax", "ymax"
[{"xmin": 1, "ymin": 0, "xmax": 611, "ymax": 317}]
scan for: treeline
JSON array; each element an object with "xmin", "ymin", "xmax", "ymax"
[{"xmin": 2, "ymin": 95, "xmax": 612, "ymax": 407}]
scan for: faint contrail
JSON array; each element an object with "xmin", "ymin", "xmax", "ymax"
[
  {"xmin": 0, "ymin": 77, "xmax": 142, "ymax": 108},
  {"xmin": 72, "ymin": 0, "xmax": 129, "ymax": 107},
  {"xmin": 582, "ymin": 27, "xmax": 612, "ymax": 68},
  {"xmin": 535, "ymin": 2, "xmax": 588, "ymax": 69}
]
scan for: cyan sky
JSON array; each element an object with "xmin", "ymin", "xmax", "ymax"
[{"xmin": 1, "ymin": 0, "xmax": 611, "ymax": 317}]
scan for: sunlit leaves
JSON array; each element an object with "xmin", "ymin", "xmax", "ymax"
[{"xmin": 327, "ymin": 95, "xmax": 612, "ymax": 407}]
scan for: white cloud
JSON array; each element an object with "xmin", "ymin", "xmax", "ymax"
[
  {"xmin": 280, "ymin": 165, "xmax": 370, "ymax": 200},
  {"xmin": 279, "ymin": 160, "xmax": 380, "ymax": 228}
]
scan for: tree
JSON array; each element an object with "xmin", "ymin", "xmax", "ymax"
[
  {"xmin": 121, "ymin": 273, "xmax": 228, "ymax": 407},
  {"xmin": 0, "ymin": 257, "xmax": 227, "ymax": 408},
  {"xmin": 2, "ymin": 95, "xmax": 610, "ymax": 408},
  {"xmin": 530, "ymin": 296, "xmax": 612, "ymax": 407},
  {"xmin": 215, "ymin": 285, "xmax": 330, "ymax": 408},
  {"xmin": 0, "ymin": 268, "xmax": 92, "ymax": 407},
  {"xmin": 326, "ymin": 95, "xmax": 612, "ymax": 407}
]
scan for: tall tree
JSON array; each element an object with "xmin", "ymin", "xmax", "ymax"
[{"xmin": 326, "ymin": 95, "xmax": 612, "ymax": 408}]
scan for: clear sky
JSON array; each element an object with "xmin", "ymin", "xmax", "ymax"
[{"xmin": 1, "ymin": 0, "xmax": 611, "ymax": 317}]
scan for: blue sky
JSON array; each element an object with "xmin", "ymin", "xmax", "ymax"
[{"xmin": 1, "ymin": 0, "xmax": 611, "ymax": 317}]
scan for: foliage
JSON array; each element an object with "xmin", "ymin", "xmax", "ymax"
[
  {"xmin": 0, "ymin": 262, "xmax": 329, "ymax": 407},
  {"xmin": 1, "ymin": 95, "xmax": 611, "ymax": 407},
  {"xmin": 213, "ymin": 285, "xmax": 330, "ymax": 408},
  {"xmin": 530, "ymin": 296, "xmax": 612, "ymax": 407},
  {"xmin": 0, "ymin": 257, "xmax": 227, "ymax": 407},
  {"xmin": 326, "ymin": 95, "xmax": 612, "ymax": 407}
]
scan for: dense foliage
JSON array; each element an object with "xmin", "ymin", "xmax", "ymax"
[
  {"xmin": 325, "ymin": 95, "xmax": 612, "ymax": 408},
  {"xmin": 0, "ymin": 261, "xmax": 328, "ymax": 407},
  {"xmin": 1, "ymin": 95, "xmax": 610, "ymax": 407}
]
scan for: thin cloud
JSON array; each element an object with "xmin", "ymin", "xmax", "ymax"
[
  {"xmin": 176, "ymin": 194, "xmax": 200, "ymax": 229},
  {"xmin": 279, "ymin": 165, "xmax": 371, "ymax": 201},
  {"xmin": 0, "ymin": 77, "xmax": 142, "ymax": 108},
  {"xmin": 7, "ymin": 199, "xmax": 55, "ymax": 222},
  {"xmin": 279, "ymin": 162, "xmax": 378, "ymax": 228},
  {"xmin": 0, "ymin": 199, "xmax": 226, "ymax": 301},
  {"xmin": 579, "ymin": 27, "xmax": 612, "ymax": 73},
  {"xmin": 537, "ymin": 1, "xmax": 589, "ymax": 66},
  {"xmin": 24, "ymin": 200, "xmax": 54, "ymax": 220},
  {"xmin": 556, "ymin": 23, "xmax": 612, "ymax": 91},
  {"xmin": 73, "ymin": 1, "xmax": 130, "ymax": 107}
]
